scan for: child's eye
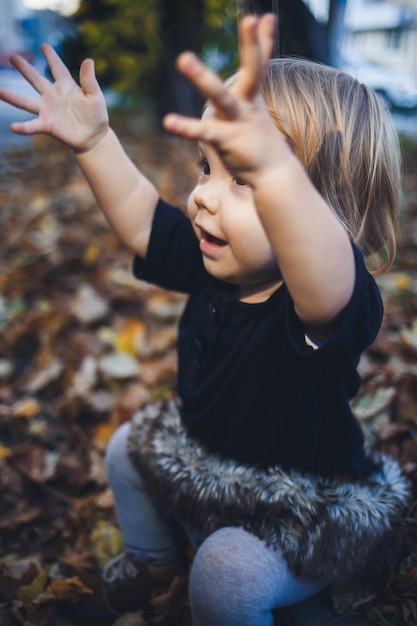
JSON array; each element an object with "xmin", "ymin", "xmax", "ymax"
[
  {"xmin": 197, "ymin": 159, "xmax": 210, "ymax": 176},
  {"xmin": 234, "ymin": 176, "xmax": 249, "ymax": 187}
]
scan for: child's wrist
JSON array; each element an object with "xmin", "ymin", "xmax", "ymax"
[
  {"xmin": 248, "ymin": 149, "xmax": 300, "ymax": 191},
  {"xmin": 73, "ymin": 125, "xmax": 111, "ymax": 157}
]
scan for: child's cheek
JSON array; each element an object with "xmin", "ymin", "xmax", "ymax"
[{"xmin": 187, "ymin": 192, "xmax": 197, "ymax": 222}]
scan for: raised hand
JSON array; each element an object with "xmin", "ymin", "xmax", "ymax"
[
  {"xmin": 0, "ymin": 44, "xmax": 109, "ymax": 153},
  {"xmin": 163, "ymin": 14, "xmax": 285, "ymax": 185}
]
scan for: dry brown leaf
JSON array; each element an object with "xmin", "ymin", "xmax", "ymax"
[
  {"xmin": 139, "ymin": 350, "xmax": 178, "ymax": 387},
  {"xmin": 11, "ymin": 398, "xmax": 42, "ymax": 418},
  {"xmin": 0, "ymin": 505, "xmax": 43, "ymax": 530},
  {"xmin": 47, "ymin": 576, "xmax": 93, "ymax": 600},
  {"xmin": 109, "ymin": 383, "xmax": 151, "ymax": 427}
]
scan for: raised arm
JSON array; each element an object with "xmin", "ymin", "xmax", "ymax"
[
  {"xmin": 0, "ymin": 44, "xmax": 158, "ymax": 258},
  {"xmin": 163, "ymin": 15, "xmax": 355, "ymax": 338}
]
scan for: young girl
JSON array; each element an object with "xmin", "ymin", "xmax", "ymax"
[{"xmin": 0, "ymin": 14, "xmax": 411, "ymax": 626}]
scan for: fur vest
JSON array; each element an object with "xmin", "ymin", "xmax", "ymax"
[{"xmin": 128, "ymin": 400, "xmax": 411, "ymax": 587}]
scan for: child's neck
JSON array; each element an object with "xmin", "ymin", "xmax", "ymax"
[{"xmin": 235, "ymin": 280, "xmax": 283, "ymax": 304}]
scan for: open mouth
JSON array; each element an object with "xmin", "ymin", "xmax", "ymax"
[{"xmin": 202, "ymin": 230, "xmax": 227, "ymax": 247}]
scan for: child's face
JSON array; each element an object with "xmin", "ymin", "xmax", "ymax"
[{"xmin": 187, "ymin": 141, "xmax": 281, "ymax": 303}]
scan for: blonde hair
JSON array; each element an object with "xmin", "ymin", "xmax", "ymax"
[{"xmin": 261, "ymin": 58, "xmax": 402, "ymax": 274}]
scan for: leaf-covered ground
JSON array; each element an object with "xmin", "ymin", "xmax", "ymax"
[{"xmin": 1, "ymin": 115, "xmax": 417, "ymax": 626}]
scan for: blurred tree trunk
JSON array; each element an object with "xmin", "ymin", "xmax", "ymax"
[
  {"xmin": 327, "ymin": 0, "xmax": 347, "ymax": 67},
  {"xmin": 257, "ymin": 0, "xmax": 346, "ymax": 65},
  {"xmin": 154, "ymin": 0, "xmax": 205, "ymax": 117},
  {"xmin": 255, "ymin": 0, "xmax": 328, "ymax": 62}
]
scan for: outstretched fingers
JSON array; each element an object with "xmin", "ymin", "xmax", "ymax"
[
  {"xmin": 163, "ymin": 112, "xmax": 209, "ymax": 141},
  {"xmin": 9, "ymin": 54, "xmax": 50, "ymax": 95},
  {"xmin": 10, "ymin": 117, "xmax": 46, "ymax": 136},
  {"xmin": 237, "ymin": 13, "xmax": 277, "ymax": 98},
  {"xmin": 40, "ymin": 43, "xmax": 72, "ymax": 83},
  {"xmin": 172, "ymin": 13, "xmax": 277, "ymax": 122},
  {"xmin": 176, "ymin": 52, "xmax": 239, "ymax": 120},
  {"xmin": 165, "ymin": 13, "xmax": 277, "ymax": 144},
  {"xmin": 0, "ymin": 88, "xmax": 39, "ymax": 115},
  {"xmin": 257, "ymin": 13, "xmax": 277, "ymax": 67},
  {"xmin": 79, "ymin": 58, "xmax": 102, "ymax": 97}
]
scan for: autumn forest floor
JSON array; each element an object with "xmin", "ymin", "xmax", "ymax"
[{"xmin": 1, "ymin": 112, "xmax": 417, "ymax": 626}]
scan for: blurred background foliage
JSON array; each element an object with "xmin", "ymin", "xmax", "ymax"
[
  {"xmin": 61, "ymin": 0, "xmax": 237, "ymax": 116},
  {"xmin": 60, "ymin": 0, "xmax": 338, "ymax": 116}
]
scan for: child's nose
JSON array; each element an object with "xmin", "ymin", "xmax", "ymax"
[{"xmin": 193, "ymin": 182, "xmax": 220, "ymax": 214}]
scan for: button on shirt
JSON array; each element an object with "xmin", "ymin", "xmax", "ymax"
[{"xmin": 134, "ymin": 200, "xmax": 383, "ymax": 478}]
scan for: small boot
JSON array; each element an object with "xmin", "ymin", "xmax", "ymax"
[{"xmin": 102, "ymin": 551, "xmax": 185, "ymax": 614}]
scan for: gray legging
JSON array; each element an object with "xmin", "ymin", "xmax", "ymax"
[{"xmin": 105, "ymin": 422, "xmax": 327, "ymax": 626}]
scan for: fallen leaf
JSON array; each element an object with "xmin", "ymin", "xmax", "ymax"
[
  {"xmin": 400, "ymin": 321, "xmax": 417, "ymax": 357},
  {"xmin": 24, "ymin": 358, "xmax": 64, "ymax": 393},
  {"xmin": 90, "ymin": 521, "xmax": 123, "ymax": 568},
  {"xmin": 0, "ymin": 556, "xmax": 42, "ymax": 601},
  {"xmin": 0, "ymin": 443, "xmax": 11, "ymax": 459},
  {"xmin": 47, "ymin": 576, "xmax": 93, "ymax": 600},
  {"xmin": 109, "ymin": 383, "xmax": 150, "ymax": 427},
  {"xmin": 93, "ymin": 423, "xmax": 118, "ymax": 450},
  {"xmin": 12, "ymin": 398, "xmax": 41, "ymax": 418},
  {"xmin": 88, "ymin": 449, "xmax": 108, "ymax": 486},
  {"xmin": 70, "ymin": 283, "xmax": 110, "ymax": 324},
  {"xmin": 99, "ymin": 351, "xmax": 139, "ymax": 379},
  {"xmin": 17, "ymin": 569, "xmax": 48, "ymax": 605},
  {"xmin": 114, "ymin": 318, "xmax": 146, "ymax": 355}
]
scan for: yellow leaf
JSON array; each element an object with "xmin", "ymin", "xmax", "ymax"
[
  {"xmin": 114, "ymin": 320, "xmax": 146, "ymax": 355},
  {"xmin": 17, "ymin": 569, "xmax": 48, "ymax": 605},
  {"xmin": 90, "ymin": 521, "xmax": 123, "ymax": 567},
  {"xmin": 0, "ymin": 442, "xmax": 11, "ymax": 459},
  {"xmin": 83, "ymin": 243, "xmax": 101, "ymax": 264},
  {"xmin": 94, "ymin": 423, "xmax": 117, "ymax": 447},
  {"xmin": 392, "ymin": 272, "xmax": 413, "ymax": 290}
]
